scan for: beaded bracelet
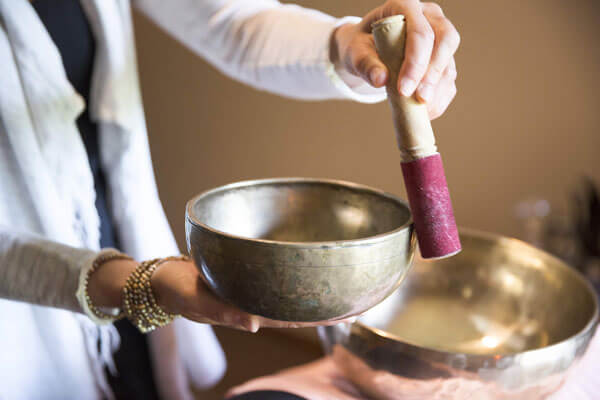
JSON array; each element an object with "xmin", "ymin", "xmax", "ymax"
[
  {"xmin": 83, "ymin": 251, "xmax": 133, "ymax": 321},
  {"xmin": 122, "ymin": 255, "xmax": 190, "ymax": 333}
]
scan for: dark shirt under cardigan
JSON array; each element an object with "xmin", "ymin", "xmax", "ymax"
[{"xmin": 32, "ymin": 0, "xmax": 303, "ymax": 399}]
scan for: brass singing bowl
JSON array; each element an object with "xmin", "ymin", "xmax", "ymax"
[
  {"xmin": 185, "ymin": 178, "xmax": 415, "ymax": 322},
  {"xmin": 319, "ymin": 229, "xmax": 599, "ymax": 399}
]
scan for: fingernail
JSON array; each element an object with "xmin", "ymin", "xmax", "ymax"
[
  {"xmin": 417, "ymin": 83, "xmax": 434, "ymax": 103},
  {"xmin": 399, "ymin": 77, "xmax": 417, "ymax": 97},
  {"xmin": 234, "ymin": 319, "xmax": 254, "ymax": 332},
  {"xmin": 248, "ymin": 316, "xmax": 259, "ymax": 333},
  {"xmin": 369, "ymin": 68, "xmax": 386, "ymax": 87}
]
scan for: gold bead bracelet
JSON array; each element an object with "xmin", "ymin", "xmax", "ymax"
[
  {"xmin": 83, "ymin": 251, "xmax": 133, "ymax": 321},
  {"xmin": 122, "ymin": 255, "xmax": 189, "ymax": 333}
]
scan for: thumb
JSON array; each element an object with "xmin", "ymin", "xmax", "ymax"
[{"xmin": 351, "ymin": 39, "xmax": 388, "ymax": 87}]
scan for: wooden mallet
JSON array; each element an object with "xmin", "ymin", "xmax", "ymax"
[{"xmin": 373, "ymin": 15, "xmax": 461, "ymax": 259}]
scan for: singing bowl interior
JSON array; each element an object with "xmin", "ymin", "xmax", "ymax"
[
  {"xmin": 189, "ymin": 179, "xmax": 411, "ymax": 243},
  {"xmin": 358, "ymin": 229, "xmax": 598, "ymax": 355}
]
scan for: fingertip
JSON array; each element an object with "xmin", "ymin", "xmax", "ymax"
[
  {"xmin": 233, "ymin": 313, "xmax": 257, "ymax": 332},
  {"xmin": 369, "ymin": 67, "xmax": 387, "ymax": 87},
  {"xmin": 398, "ymin": 77, "xmax": 417, "ymax": 97},
  {"xmin": 416, "ymin": 82, "xmax": 434, "ymax": 103},
  {"xmin": 248, "ymin": 316, "xmax": 260, "ymax": 333},
  {"xmin": 225, "ymin": 387, "xmax": 244, "ymax": 399}
]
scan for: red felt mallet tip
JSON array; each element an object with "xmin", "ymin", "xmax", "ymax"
[{"xmin": 401, "ymin": 153, "xmax": 461, "ymax": 258}]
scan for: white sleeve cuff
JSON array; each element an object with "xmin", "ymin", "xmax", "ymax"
[
  {"xmin": 76, "ymin": 248, "xmax": 124, "ymax": 325},
  {"xmin": 326, "ymin": 16, "xmax": 387, "ymax": 104}
]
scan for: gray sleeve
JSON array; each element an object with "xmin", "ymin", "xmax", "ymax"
[{"xmin": 0, "ymin": 227, "xmax": 97, "ymax": 313}]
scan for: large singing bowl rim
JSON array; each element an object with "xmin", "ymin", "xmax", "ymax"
[
  {"xmin": 186, "ymin": 177, "xmax": 413, "ymax": 249},
  {"xmin": 354, "ymin": 228, "xmax": 599, "ymax": 359}
]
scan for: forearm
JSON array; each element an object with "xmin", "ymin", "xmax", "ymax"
[
  {"xmin": 134, "ymin": 0, "xmax": 385, "ymax": 102},
  {"xmin": 0, "ymin": 228, "xmax": 96, "ymax": 312}
]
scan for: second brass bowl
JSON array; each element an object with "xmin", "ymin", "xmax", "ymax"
[
  {"xmin": 186, "ymin": 178, "xmax": 415, "ymax": 322},
  {"xmin": 319, "ymin": 229, "xmax": 599, "ymax": 399}
]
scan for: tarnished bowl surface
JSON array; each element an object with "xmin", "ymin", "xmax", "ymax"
[
  {"xmin": 319, "ymin": 229, "xmax": 599, "ymax": 399},
  {"xmin": 186, "ymin": 178, "xmax": 415, "ymax": 322}
]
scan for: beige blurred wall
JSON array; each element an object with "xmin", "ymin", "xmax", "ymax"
[{"xmin": 133, "ymin": 0, "xmax": 600, "ymax": 251}]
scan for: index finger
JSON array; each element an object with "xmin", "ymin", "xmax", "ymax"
[
  {"xmin": 397, "ymin": 1, "xmax": 435, "ymax": 97},
  {"xmin": 257, "ymin": 315, "xmax": 358, "ymax": 329}
]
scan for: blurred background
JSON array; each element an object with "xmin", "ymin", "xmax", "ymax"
[{"xmin": 132, "ymin": 1, "xmax": 600, "ymax": 398}]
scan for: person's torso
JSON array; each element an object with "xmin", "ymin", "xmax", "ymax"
[{"xmin": 0, "ymin": 1, "xmax": 135, "ymax": 398}]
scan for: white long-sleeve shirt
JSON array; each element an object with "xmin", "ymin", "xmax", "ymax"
[{"xmin": 0, "ymin": 0, "xmax": 385, "ymax": 399}]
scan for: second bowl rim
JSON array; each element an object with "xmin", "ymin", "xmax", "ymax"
[
  {"xmin": 352, "ymin": 227, "xmax": 600, "ymax": 360},
  {"xmin": 185, "ymin": 177, "xmax": 414, "ymax": 249}
]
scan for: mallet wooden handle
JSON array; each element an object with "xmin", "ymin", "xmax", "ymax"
[
  {"xmin": 373, "ymin": 15, "xmax": 461, "ymax": 259},
  {"xmin": 372, "ymin": 15, "xmax": 437, "ymax": 161}
]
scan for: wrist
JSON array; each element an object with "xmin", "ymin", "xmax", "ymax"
[
  {"xmin": 151, "ymin": 259, "xmax": 198, "ymax": 316},
  {"xmin": 88, "ymin": 258, "xmax": 137, "ymax": 309},
  {"xmin": 329, "ymin": 26, "xmax": 342, "ymax": 67},
  {"xmin": 329, "ymin": 23, "xmax": 354, "ymax": 69}
]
